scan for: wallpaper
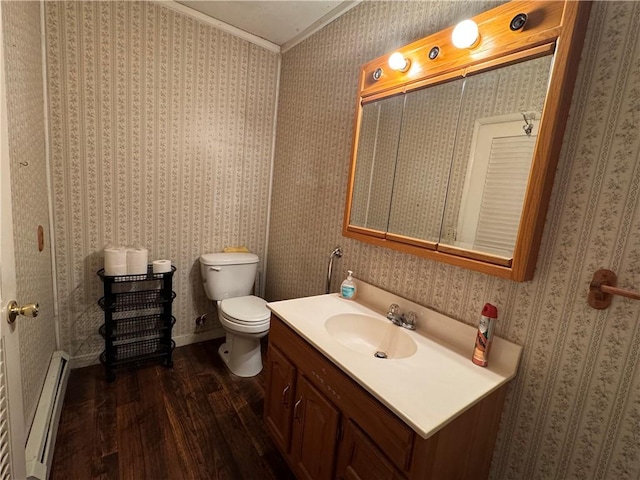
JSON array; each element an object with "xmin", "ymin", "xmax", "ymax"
[
  {"xmin": 2, "ymin": 1, "xmax": 57, "ymax": 432},
  {"xmin": 268, "ymin": 1, "xmax": 640, "ymax": 479},
  {"xmin": 45, "ymin": 1, "xmax": 278, "ymax": 365}
]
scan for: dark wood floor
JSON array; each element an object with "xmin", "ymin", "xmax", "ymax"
[{"xmin": 50, "ymin": 339, "xmax": 295, "ymax": 480}]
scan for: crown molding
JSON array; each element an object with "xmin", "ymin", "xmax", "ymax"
[{"xmin": 155, "ymin": 1, "xmax": 281, "ymax": 53}]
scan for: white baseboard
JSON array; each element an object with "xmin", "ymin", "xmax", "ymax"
[
  {"xmin": 173, "ymin": 327, "xmax": 225, "ymax": 347},
  {"xmin": 69, "ymin": 328, "xmax": 226, "ymax": 369},
  {"xmin": 69, "ymin": 353, "xmax": 100, "ymax": 369},
  {"xmin": 26, "ymin": 351, "xmax": 70, "ymax": 480}
]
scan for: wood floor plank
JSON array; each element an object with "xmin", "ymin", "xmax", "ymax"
[
  {"xmin": 200, "ymin": 343, "xmax": 294, "ymax": 480},
  {"xmin": 91, "ymin": 451, "xmax": 119, "ymax": 480},
  {"xmin": 116, "ymin": 401, "xmax": 147, "ymax": 480},
  {"xmin": 115, "ymin": 366, "xmax": 141, "ymax": 406},
  {"xmin": 160, "ymin": 344, "xmax": 241, "ymax": 479},
  {"xmin": 64, "ymin": 364, "xmax": 97, "ymax": 406},
  {"xmin": 158, "ymin": 359, "xmax": 215, "ymax": 479},
  {"xmin": 51, "ymin": 338, "xmax": 293, "ymax": 480},
  {"xmin": 189, "ymin": 342, "xmax": 224, "ymax": 395},
  {"xmin": 94, "ymin": 365, "xmax": 118, "ymax": 458},
  {"xmin": 199, "ymin": 340, "xmax": 281, "ymax": 460},
  {"xmin": 206, "ymin": 389, "xmax": 271, "ymax": 479},
  {"xmin": 136, "ymin": 365, "xmax": 182, "ymax": 480},
  {"xmin": 50, "ymin": 399, "xmax": 96, "ymax": 479}
]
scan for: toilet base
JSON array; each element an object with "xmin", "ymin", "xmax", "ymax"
[{"xmin": 218, "ymin": 333, "xmax": 264, "ymax": 377}]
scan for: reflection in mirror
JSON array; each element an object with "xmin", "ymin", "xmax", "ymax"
[
  {"xmin": 350, "ymin": 95, "xmax": 404, "ymax": 232},
  {"xmin": 440, "ymin": 54, "xmax": 554, "ymax": 258},
  {"xmin": 388, "ymin": 78, "xmax": 465, "ymax": 242}
]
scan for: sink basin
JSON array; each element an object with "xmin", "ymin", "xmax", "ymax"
[{"xmin": 325, "ymin": 313, "xmax": 417, "ymax": 359}]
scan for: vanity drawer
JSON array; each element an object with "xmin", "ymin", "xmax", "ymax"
[{"xmin": 270, "ymin": 315, "xmax": 415, "ymax": 472}]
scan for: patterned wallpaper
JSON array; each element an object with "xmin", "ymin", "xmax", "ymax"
[
  {"xmin": 2, "ymin": 1, "xmax": 57, "ymax": 432},
  {"xmin": 269, "ymin": 0, "xmax": 503, "ymax": 298},
  {"xmin": 45, "ymin": 1, "xmax": 278, "ymax": 365},
  {"xmin": 268, "ymin": 1, "xmax": 640, "ymax": 479}
]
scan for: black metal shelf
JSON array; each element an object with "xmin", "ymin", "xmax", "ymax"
[
  {"xmin": 99, "ymin": 314, "xmax": 176, "ymax": 341},
  {"xmin": 100, "ymin": 338, "xmax": 175, "ymax": 368},
  {"xmin": 97, "ymin": 265, "xmax": 176, "ymax": 283},
  {"xmin": 98, "ymin": 290, "xmax": 176, "ymax": 312},
  {"xmin": 97, "ymin": 264, "xmax": 175, "ymax": 381}
]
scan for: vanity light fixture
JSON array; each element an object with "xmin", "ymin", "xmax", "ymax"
[
  {"xmin": 388, "ymin": 52, "xmax": 410, "ymax": 72},
  {"xmin": 451, "ymin": 19, "xmax": 480, "ymax": 49},
  {"xmin": 510, "ymin": 13, "xmax": 528, "ymax": 31}
]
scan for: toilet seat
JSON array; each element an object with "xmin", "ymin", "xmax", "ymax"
[{"xmin": 220, "ymin": 295, "xmax": 270, "ymax": 327}]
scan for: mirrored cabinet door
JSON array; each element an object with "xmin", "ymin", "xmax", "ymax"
[
  {"xmin": 387, "ymin": 78, "xmax": 464, "ymax": 243},
  {"xmin": 343, "ymin": 1, "xmax": 591, "ymax": 281},
  {"xmin": 350, "ymin": 95, "xmax": 405, "ymax": 232},
  {"xmin": 439, "ymin": 54, "xmax": 554, "ymax": 260}
]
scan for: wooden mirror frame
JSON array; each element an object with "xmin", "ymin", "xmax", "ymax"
[{"xmin": 343, "ymin": 0, "xmax": 592, "ymax": 282}]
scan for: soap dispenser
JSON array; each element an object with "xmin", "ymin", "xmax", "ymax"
[{"xmin": 341, "ymin": 270, "xmax": 357, "ymax": 299}]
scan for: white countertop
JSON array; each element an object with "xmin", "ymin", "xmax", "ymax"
[{"xmin": 267, "ymin": 285, "xmax": 522, "ymax": 439}]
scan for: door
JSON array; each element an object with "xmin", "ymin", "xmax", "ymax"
[
  {"xmin": 336, "ymin": 420, "xmax": 404, "ymax": 480},
  {"xmin": 0, "ymin": 7, "xmax": 27, "ymax": 478},
  {"xmin": 264, "ymin": 345, "xmax": 296, "ymax": 454},
  {"xmin": 454, "ymin": 114, "xmax": 539, "ymax": 257},
  {"xmin": 291, "ymin": 375, "xmax": 340, "ymax": 480}
]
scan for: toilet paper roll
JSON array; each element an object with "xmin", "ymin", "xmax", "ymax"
[
  {"xmin": 152, "ymin": 259, "xmax": 172, "ymax": 274},
  {"xmin": 127, "ymin": 247, "xmax": 148, "ymax": 275},
  {"xmin": 105, "ymin": 264, "xmax": 128, "ymax": 276},
  {"xmin": 104, "ymin": 246, "xmax": 128, "ymax": 276},
  {"xmin": 127, "ymin": 263, "xmax": 148, "ymax": 275}
]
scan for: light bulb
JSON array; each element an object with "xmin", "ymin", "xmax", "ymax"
[
  {"xmin": 388, "ymin": 52, "xmax": 409, "ymax": 72},
  {"xmin": 452, "ymin": 20, "xmax": 479, "ymax": 49}
]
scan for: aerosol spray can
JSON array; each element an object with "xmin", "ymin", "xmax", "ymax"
[{"xmin": 472, "ymin": 303, "xmax": 497, "ymax": 367}]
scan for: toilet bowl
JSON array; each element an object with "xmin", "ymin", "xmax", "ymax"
[
  {"xmin": 199, "ymin": 252, "xmax": 270, "ymax": 377},
  {"xmin": 216, "ymin": 295, "xmax": 270, "ymax": 377}
]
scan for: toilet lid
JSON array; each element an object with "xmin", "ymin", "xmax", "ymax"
[{"xmin": 220, "ymin": 295, "xmax": 270, "ymax": 324}]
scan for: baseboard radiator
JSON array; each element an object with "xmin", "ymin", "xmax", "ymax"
[{"xmin": 26, "ymin": 351, "xmax": 70, "ymax": 480}]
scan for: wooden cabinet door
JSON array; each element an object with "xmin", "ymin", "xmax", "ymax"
[
  {"xmin": 291, "ymin": 375, "xmax": 341, "ymax": 480},
  {"xmin": 336, "ymin": 420, "xmax": 405, "ymax": 480},
  {"xmin": 264, "ymin": 345, "xmax": 296, "ymax": 453}
]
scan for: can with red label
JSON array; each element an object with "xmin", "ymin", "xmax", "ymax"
[{"xmin": 472, "ymin": 303, "xmax": 497, "ymax": 367}]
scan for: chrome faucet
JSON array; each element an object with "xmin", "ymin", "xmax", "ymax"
[
  {"xmin": 387, "ymin": 303, "xmax": 403, "ymax": 326},
  {"xmin": 386, "ymin": 303, "xmax": 417, "ymax": 330}
]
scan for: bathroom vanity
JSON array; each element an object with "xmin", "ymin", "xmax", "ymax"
[{"xmin": 264, "ymin": 281, "xmax": 522, "ymax": 480}]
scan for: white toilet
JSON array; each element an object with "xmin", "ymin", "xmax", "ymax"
[{"xmin": 199, "ymin": 252, "xmax": 270, "ymax": 377}]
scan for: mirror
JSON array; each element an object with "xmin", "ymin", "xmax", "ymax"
[
  {"xmin": 388, "ymin": 78, "xmax": 464, "ymax": 243},
  {"xmin": 350, "ymin": 95, "xmax": 404, "ymax": 233},
  {"xmin": 440, "ymin": 54, "xmax": 553, "ymax": 258},
  {"xmin": 343, "ymin": 0, "xmax": 591, "ymax": 281}
]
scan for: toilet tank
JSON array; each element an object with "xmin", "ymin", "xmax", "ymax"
[{"xmin": 199, "ymin": 252, "xmax": 259, "ymax": 300}]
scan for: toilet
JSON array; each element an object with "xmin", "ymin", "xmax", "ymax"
[{"xmin": 199, "ymin": 252, "xmax": 270, "ymax": 377}]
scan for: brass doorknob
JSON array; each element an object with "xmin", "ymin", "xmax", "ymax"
[{"xmin": 7, "ymin": 301, "xmax": 39, "ymax": 324}]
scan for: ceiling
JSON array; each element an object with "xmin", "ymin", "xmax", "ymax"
[{"xmin": 175, "ymin": 1, "xmax": 358, "ymax": 51}]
